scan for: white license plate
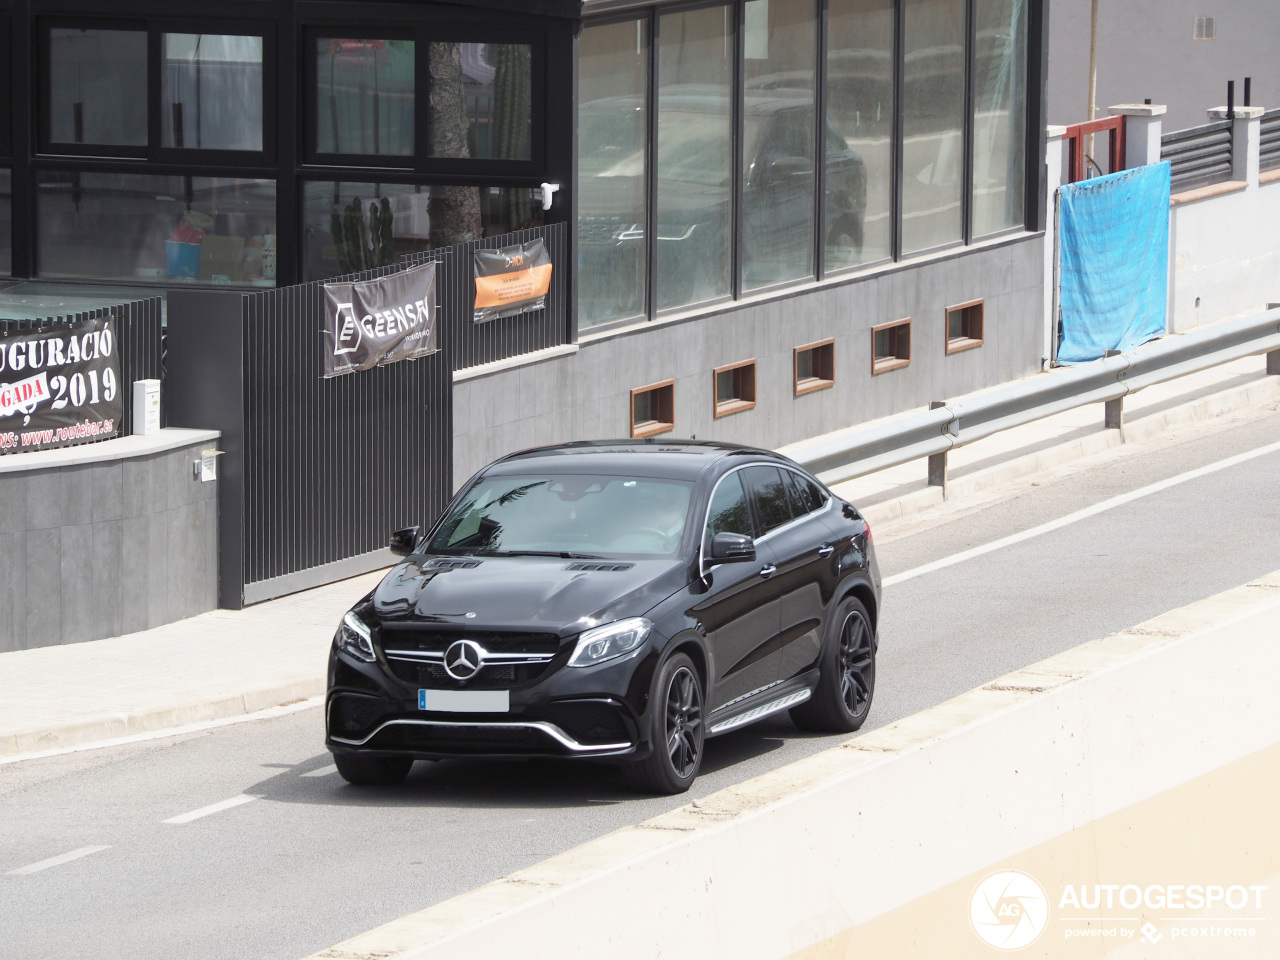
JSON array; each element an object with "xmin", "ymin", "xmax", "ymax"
[{"xmin": 419, "ymin": 689, "xmax": 510, "ymax": 713}]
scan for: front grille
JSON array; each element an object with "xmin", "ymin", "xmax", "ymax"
[
  {"xmin": 534, "ymin": 701, "xmax": 632, "ymax": 745},
  {"xmin": 366, "ymin": 722, "xmax": 560, "ymax": 754},
  {"xmin": 329, "ymin": 695, "xmax": 392, "ymax": 737},
  {"xmin": 379, "ymin": 629, "xmax": 563, "ymax": 690}
]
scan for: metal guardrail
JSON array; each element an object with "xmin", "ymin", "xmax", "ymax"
[
  {"xmin": 793, "ymin": 308, "xmax": 1280, "ymax": 488},
  {"xmin": 1261, "ymin": 108, "xmax": 1280, "ymax": 174}
]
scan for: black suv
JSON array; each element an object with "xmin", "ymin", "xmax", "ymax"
[{"xmin": 327, "ymin": 441, "xmax": 880, "ymax": 794}]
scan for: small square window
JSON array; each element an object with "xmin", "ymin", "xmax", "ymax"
[
  {"xmin": 794, "ymin": 339, "xmax": 835, "ymax": 395},
  {"xmin": 631, "ymin": 380, "xmax": 675, "ymax": 438},
  {"xmin": 872, "ymin": 319, "xmax": 911, "ymax": 374},
  {"xmin": 945, "ymin": 300, "xmax": 984, "ymax": 354},
  {"xmin": 1193, "ymin": 16, "xmax": 1216, "ymax": 40},
  {"xmin": 713, "ymin": 359, "xmax": 756, "ymax": 418}
]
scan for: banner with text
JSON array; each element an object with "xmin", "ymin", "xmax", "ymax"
[
  {"xmin": 473, "ymin": 238, "xmax": 553, "ymax": 324},
  {"xmin": 323, "ymin": 261, "xmax": 438, "ymax": 378},
  {"xmin": 0, "ymin": 315, "xmax": 122, "ymax": 454}
]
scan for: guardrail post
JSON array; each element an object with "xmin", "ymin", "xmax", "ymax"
[
  {"xmin": 1104, "ymin": 350, "xmax": 1125, "ymax": 433},
  {"xmin": 927, "ymin": 401, "xmax": 948, "ymax": 493},
  {"xmin": 1268, "ymin": 305, "xmax": 1280, "ymax": 375}
]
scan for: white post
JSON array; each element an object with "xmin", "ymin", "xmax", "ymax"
[
  {"xmin": 1108, "ymin": 103, "xmax": 1166, "ymax": 168},
  {"xmin": 1207, "ymin": 105, "xmax": 1263, "ymax": 185},
  {"xmin": 1044, "ymin": 125, "xmax": 1067, "ymax": 368}
]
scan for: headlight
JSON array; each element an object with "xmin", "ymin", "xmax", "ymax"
[
  {"xmin": 336, "ymin": 611, "xmax": 376, "ymax": 663},
  {"xmin": 567, "ymin": 617, "xmax": 652, "ymax": 668}
]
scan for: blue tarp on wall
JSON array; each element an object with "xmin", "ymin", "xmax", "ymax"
[{"xmin": 1057, "ymin": 162, "xmax": 1170, "ymax": 364}]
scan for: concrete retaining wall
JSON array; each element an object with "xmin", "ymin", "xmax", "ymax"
[
  {"xmin": 0, "ymin": 429, "xmax": 221, "ymax": 650},
  {"xmin": 452, "ymin": 235, "xmax": 1044, "ymax": 489},
  {"xmin": 309, "ymin": 571, "xmax": 1280, "ymax": 960}
]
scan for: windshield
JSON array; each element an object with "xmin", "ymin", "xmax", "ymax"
[{"xmin": 428, "ymin": 474, "xmax": 694, "ymax": 558}]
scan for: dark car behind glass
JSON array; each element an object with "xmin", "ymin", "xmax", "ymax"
[{"xmin": 327, "ymin": 441, "xmax": 880, "ymax": 794}]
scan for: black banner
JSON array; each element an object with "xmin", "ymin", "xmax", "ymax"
[
  {"xmin": 322, "ymin": 261, "xmax": 438, "ymax": 378},
  {"xmin": 0, "ymin": 316, "xmax": 122, "ymax": 455},
  {"xmin": 473, "ymin": 238, "xmax": 553, "ymax": 324}
]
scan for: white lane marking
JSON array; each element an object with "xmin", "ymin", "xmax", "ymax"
[
  {"xmin": 163, "ymin": 794, "xmax": 259, "ymax": 825},
  {"xmin": 883, "ymin": 438, "xmax": 1280, "ymax": 587},
  {"xmin": 0, "ymin": 696, "xmax": 325, "ymax": 768},
  {"xmin": 301, "ymin": 763, "xmax": 338, "ymax": 778},
  {"xmin": 7, "ymin": 845, "xmax": 111, "ymax": 876}
]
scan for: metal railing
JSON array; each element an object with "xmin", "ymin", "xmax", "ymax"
[
  {"xmin": 792, "ymin": 308, "xmax": 1280, "ymax": 488},
  {"xmin": 1161, "ymin": 120, "xmax": 1234, "ymax": 193},
  {"xmin": 1261, "ymin": 108, "xmax": 1280, "ymax": 173}
]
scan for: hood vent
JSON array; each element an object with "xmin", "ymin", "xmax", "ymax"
[
  {"xmin": 424, "ymin": 558, "xmax": 482, "ymax": 571},
  {"xmin": 565, "ymin": 561, "xmax": 635, "ymax": 572}
]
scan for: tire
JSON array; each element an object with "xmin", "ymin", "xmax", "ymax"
[
  {"xmin": 333, "ymin": 753, "xmax": 414, "ymax": 786},
  {"xmin": 622, "ymin": 652, "xmax": 705, "ymax": 795},
  {"xmin": 790, "ymin": 595, "xmax": 876, "ymax": 733}
]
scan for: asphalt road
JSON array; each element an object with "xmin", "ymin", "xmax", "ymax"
[{"xmin": 3, "ymin": 409, "xmax": 1280, "ymax": 960}]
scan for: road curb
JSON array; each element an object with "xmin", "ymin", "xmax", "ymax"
[
  {"xmin": 0, "ymin": 678, "xmax": 324, "ymax": 761},
  {"xmin": 303, "ymin": 571, "xmax": 1280, "ymax": 960},
  {"xmin": 858, "ymin": 371, "xmax": 1280, "ymax": 530}
]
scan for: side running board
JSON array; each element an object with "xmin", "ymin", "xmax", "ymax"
[{"xmin": 708, "ymin": 688, "xmax": 811, "ymax": 736}]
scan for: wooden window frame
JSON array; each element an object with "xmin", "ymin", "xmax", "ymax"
[
  {"xmin": 945, "ymin": 299, "xmax": 985, "ymax": 354},
  {"xmin": 712, "ymin": 359, "xmax": 757, "ymax": 419},
  {"xmin": 871, "ymin": 318, "xmax": 911, "ymax": 375},
  {"xmin": 630, "ymin": 379, "xmax": 674, "ymax": 438},
  {"xmin": 794, "ymin": 338, "xmax": 835, "ymax": 396}
]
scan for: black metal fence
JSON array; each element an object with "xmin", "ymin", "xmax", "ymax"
[
  {"xmin": 0, "ymin": 297, "xmax": 164, "ymax": 436},
  {"xmin": 168, "ymin": 222, "xmax": 566, "ymax": 608},
  {"xmin": 401, "ymin": 220, "xmax": 571, "ymax": 370},
  {"xmin": 1161, "ymin": 120, "xmax": 1233, "ymax": 193},
  {"xmin": 1261, "ymin": 108, "xmax": 1280, "ymax": 174}
]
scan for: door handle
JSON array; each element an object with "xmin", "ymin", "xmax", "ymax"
[
  {"xmin": 817, "ymin": 544, "xmax": 835, "ymax": 558},
  {"xmin": 759, "ymin": 564, "xmax": 777, "ymax": 578}
]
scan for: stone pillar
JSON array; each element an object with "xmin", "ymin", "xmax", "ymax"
[
  {"xmin": 1108, "ymin": 103, "xmax": 1166, "ymax": 168},
  {"xmin": 1207, "ymin": 105, "xmax": 1263, "ymax": 185}
]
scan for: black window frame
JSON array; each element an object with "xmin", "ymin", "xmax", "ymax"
[
  {"xmin": 303, "ymin": 22, "xmax": 547, "ymax": 178},
  {"xmin": 0, "ymin": 14, "xmax": 12, "ymax": 159},
  {"xmin": 37, "ymin": 15, "xmax": 276, "ymax": 167}
]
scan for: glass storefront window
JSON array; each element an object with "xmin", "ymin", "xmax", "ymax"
[
  {"xmin": 971, "ymin": 0, "xmax": 1027, "ymax": 238},
  {"xmin": 302, "ymin": 181, "xmax": 543, "ymax": 281},
  {"xmin": 48, "ymin": 29, "xmax": 147, "ymax": 146},
  {"xmin": 742, "ymin": 0, "xmax": 816, "ymax": 291},
  {"xmin": 162, "ymin": 34, "xmax": 264, "ymax": 152},
  {"xmin": 0, "ymin": 169, "xmax": 11, "ymax": 276},
  {"xmin": 430, "ymin": 43, "xmax": 531, "ymax": 160},
  {"xmin": 827, "ymin": 0, "xmax": 893, "ymax": 270},
  {"xmin": 36, "ymin": 172, "xmax": 277, "ymax": 285},
  {"xmin": 577, "ymin": 20, "xmax": 648, "ymax": 330},
  {"xmin": 901, "ymin": 0, "xmax": 965, "ymax": 255},
  {"xmin": 316, "ymin": 38, "xmax": 414, "ymax": 156},
  {"xmin": 656, "ymin": 5, "xmax": 733, "ymax": 312}
]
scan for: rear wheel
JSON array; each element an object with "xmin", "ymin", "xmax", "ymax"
[
  {"xmin": 623, "ymin": 652, "xmax": 704, "ymax": 795},
  {"xmin": 790, "ymin": 596, "xmax": 875, "ymax": 733},
  {"xmin": 334, "ymin": 753, "xmax": 414, "ymax": 786}
]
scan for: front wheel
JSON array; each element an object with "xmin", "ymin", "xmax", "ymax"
[
  {"xmin": 334, "ymin": 753, "xmax": 414, "ymax": 786},
  {"xmin": 790, "ymin": 596, "xmax": 876, "ymax": 733},
  {"xmin": 622, "ymin": 652, "xmax": 705, "ymax": 795}
]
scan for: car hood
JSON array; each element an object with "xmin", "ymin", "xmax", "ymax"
[{"xmin": 371, "ymin": 554, "xmax": 689, "ymax": 636}]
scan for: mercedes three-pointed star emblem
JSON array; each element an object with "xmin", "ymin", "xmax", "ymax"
[{"xmin": 443, "ymin": 639, "xmax": 485, "ymax": 680}]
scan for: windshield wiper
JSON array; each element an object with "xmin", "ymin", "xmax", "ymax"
[{"xmin": 489, "ymin": 550, "xmax": 604, "ymax": 560}]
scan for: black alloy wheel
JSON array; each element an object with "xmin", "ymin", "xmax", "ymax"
[
  {"xmin": 623, "ymin": 652, "xmax": 705, "ymax": 794},
  {"xmin": 334, "ymin": 753, "xmax": 414, "ymax": 786},
  {"xmin": 790, "ymin": 595, "xmax": 876, "ymax": 733}
]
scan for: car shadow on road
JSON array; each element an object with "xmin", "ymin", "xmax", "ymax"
[{"xmin": 246, "ymin": 725, "xmax": 792, "ymax": 810}]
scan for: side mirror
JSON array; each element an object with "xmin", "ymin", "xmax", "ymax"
[
  {"xmin": 710, "ymin": 532, "xmax": 756, "ymax": 563},
  {"xmin": 389, "ymin": 525, "xmax": 421, "ymax": 558}
]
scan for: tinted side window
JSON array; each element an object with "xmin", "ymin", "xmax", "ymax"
[
  {"xmin": 743, "ymin": 465, "xmax": 795, "ymax": 536},
  {"xmin": 784, "ymin": 469, "xmax": 826, "ymax": 516},
  {"xmin": 704, "ymin": 470, "xmax": 753, "ymax": 551}
]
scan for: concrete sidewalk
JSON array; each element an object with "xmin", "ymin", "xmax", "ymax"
[{"xmin": 2, "ymin": 352, "xmax": 1277, "ymax": 762}]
